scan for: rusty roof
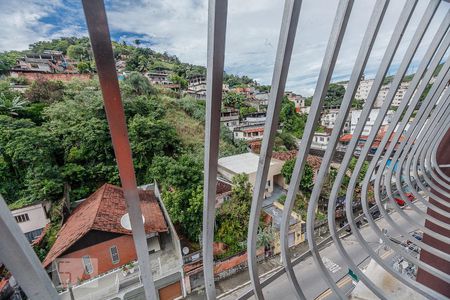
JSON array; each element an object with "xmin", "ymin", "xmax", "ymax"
[{"xmin": 43, "ymin": 184, "xmax": 168, "ymax": 267}]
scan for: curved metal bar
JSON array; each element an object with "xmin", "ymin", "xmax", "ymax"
[
  {"xmin": 381, "ymin": 36, "xmax": 450, "ymax": 222},
  {"xmin": 364, "ymin": 27, "xmax": 450, "ymax": 261},
  {"xmin": 202, "ymin": 0, "xmax": 228, "ymax": 298},
  {"xmin": 389, "ymin": 73, "xmax": 450, "ymax": 235},
  {"xmin": 368, "ymin": 16, "xmax": 450, "ymax": 243},
  {"xmin": 0, "ymin": 195, "xmax": 59, "ymax": 300},
  {"xmin": 368, "ymin": 95, "xmax": 450, "ymax": 262},
  {"xmin": 246, "ymin": 1, "xmax": 302, "ymax": 298},
  {"xmin": 278, "ymin": 1, "xmax": 355, "ymax": 299},
  {"xmin": 280, "ymin": 1, "xmax": 389, "ymax": 299},
  {"xmin": 341, "ymin": 1, "xmax": 448, "ymax": 298},
  {"xmin": 324, "ymin": 0, "xmax": 419, "ymax": 298}
]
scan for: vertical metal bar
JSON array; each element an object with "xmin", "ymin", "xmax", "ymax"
[
  {"xmin": 0, "ymin": 195, "xmax": 59, "ymax": 300},
  {"xmin": 81, "ymin": 1, "xmax": 157, "ymax": 299},
  {"xmin": 202, "ymin": 0, "xmax": 228, "ymax": 298},
  {"xmin": 246, "ymin": 0, "xmax": 302, "ymax": 298},
  {"xmin": 289, "ymin": 0, "xmax": 389, "ymax": 298}
]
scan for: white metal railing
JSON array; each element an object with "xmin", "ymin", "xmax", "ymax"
[{"xmin": 0, "ymin": 1, "xmax": 449, "ymax": 300}]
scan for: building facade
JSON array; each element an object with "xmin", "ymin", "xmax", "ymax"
[{"xmin": 10, "ymin": 202, "xmax": 50, "ymax": 243}]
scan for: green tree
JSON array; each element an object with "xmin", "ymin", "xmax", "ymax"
[
  {"xmin": 281, "ymin": 159, "xmax": 314, "ymax": 193},
  {"xmin": 0, "ymin": 93, "xmax": 28, "ymax": 116},
  {"xmin": 324, "ymin": 84, "xmax": 345, "ymax": 107},
  {"xmin": 169, "ymin": 74, "xmax": 188, "ymax": 89},
  {"xmin": 223, "ymin": 92, "xmax": 245, "ymax": 109},
  {"xmin": 0, "ymin": 51, "xmax": 22, "ymax": 74},
  {"xmin": 25, "ymin": 78, "xmax": 65, "ymax": 103},
  {"xmin": 148, "ymin": 154, "xmax": 203, "ymax": 191},
  {"xmin": 67, "ymin": 44, "xmax": 89, "ymax": 60},
  {"xmin": 215, "ymin": 173, "xmax": 252, "ymax": 255},
  {"xmin": 76, "ymin": 61, "xmax": 91, "ymax": 73},
  {"xmin": 122, "ymin": 72, "xmax": 156, "ymax": 96},
  {"xmin": 280, "ymin": 96, "xmax": 307, "ymax": 137},
  {"xmin": 239, "ymin": 105, "xmax": 257, "ymax": 118},
  {"xmin": 128, "ymin": 116, "xmax": 180, "ymax": 182}
]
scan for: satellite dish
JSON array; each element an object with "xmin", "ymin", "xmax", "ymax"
[
  {"xmin": 182, "ymin": 247, "xmax": 190, "ymax": 255},
  {"xmin": 120, "ymin": 213, "xmax": 145, "ymax": 230}
]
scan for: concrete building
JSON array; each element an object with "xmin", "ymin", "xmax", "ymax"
[
  {"xmin": 218, "ymin": 152, "xmax": 285, "ymax": 197},
  {"xmin": 220, "ymin": 108, "xmax": 240, "ymax": 130},
  {"xmin": 341, "ymin": 75, "xmax": 373, "ymax": 102},
  {"xmin": 285, "ymin": 91, "xmax": 305, "ymax": 113},
  {"xmin": 320, "ymin": 108, "xmax": 350, "ymax": 131},
  {"xmin": 233, "ymin": 123, "xmax": 265, "ymax": 142},
  {"xmin": 242, "ymin": 112, "xmax": 267, "ymax": 125},
  {"xmin": 254, "ymin": 92, "xmax": 270, "ymax": 106},
  {"xmin": 146, "ymin": 71, "xmax": 172, "ymax": 85},
  {"xmin": 10, "ymin": 202, "xmax": 50, "ymax": 243},
  {"xmin": 392, "ymin": 82, "xmax": 409, "ymax": 107},
  {"xmin": 188, "ymin": 75, "xmax": 206, "ymax": 91},
  {"xmin": 350, "ymin": 109, "xmax": 393, "ymax": 136},
  {"xmin": 340, "ymin": 75, "xmax": 411, "ymax": 108},
  {"xmin": 262, "ymin": 201, "xmax": 305, "ymax": 255},
  {"xmin": 312, "ymin": 132, "xmax": 331, "ymax": 150}
]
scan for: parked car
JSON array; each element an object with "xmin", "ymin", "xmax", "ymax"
[{"xmin": 394, "ymin": 193, "xmax": 414, "ymax": 207}]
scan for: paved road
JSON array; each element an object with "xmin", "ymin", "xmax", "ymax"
[{"xmin": 220, "ymin": 202, "xmax": 425, "ymax": 300}]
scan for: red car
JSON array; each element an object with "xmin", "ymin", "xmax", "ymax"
[{"xmin": 394, "ymin": 193, "xmax": 414, "ymax": 206}]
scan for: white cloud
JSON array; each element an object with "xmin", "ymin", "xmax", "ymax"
[
  {"xmin": 1, "ymin": 0, "xmax": 449, "ymax": 96},
  {"xmin": 106, "ymin": 0, "xmax": 449, "ymax": 95}
]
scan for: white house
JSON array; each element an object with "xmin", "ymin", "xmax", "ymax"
[
  {"xmin": 320, "ymin": 109, "xmax": 350, "ymax": 132},
  {"xmin": 350, "ymin": 109, "xmax": 394, "ymax": 136},
  {"xmin": 218, "ymin": 152, "xmax": 285, "ymax": 197},
  {"xmin": 233, "ymin": 123, "xmax": 265, "ymax": 142},
  {"xmin": 312, "ymin": 132, "xmax": 331, "ymax": 150},
  {"xmin": 11, "ymin": 202, "xmax": 51, "ymax": 242}
]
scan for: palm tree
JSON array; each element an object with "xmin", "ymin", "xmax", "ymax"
[{"xmin": 0, "ymin": 93, "xmax": 28, "ymax": 116}]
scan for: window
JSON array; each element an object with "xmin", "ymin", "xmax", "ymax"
[
  {"xmin": 82, "ymin": 255, "xmax": 93, "ymax": 274},
  {"xmin": 110, "ymin": 246, "xmax": 119, "ymax": 264},
  {"xmin": 14, "ymin": 213, "xmax": 30, "ymax": 223},
  {"xmin": 24, "ymin": 228, "xmax": 43, "ymax": 243},
  {"xmin": 267, "ymin": 180, "xmax": 271, "ymax": 187}
]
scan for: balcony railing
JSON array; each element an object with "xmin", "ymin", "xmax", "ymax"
[{"xmin": 0, "ymin": 0, "xmax": 449, "ymax": 299}]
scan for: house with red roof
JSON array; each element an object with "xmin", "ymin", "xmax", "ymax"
[{"xmin": 44, "ymin": 183, "xmax": 185, "ymax": 300}]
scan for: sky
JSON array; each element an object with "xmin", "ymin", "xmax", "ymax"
[{"xmin": 0, "ymin": 0, "xmax": 448, "ymax": 96}]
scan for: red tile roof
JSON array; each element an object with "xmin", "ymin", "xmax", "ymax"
[
  {"xmin": 339, "ymin": 134, "xmax": 353, "ymax": 143},
  {"xmin": 242, "ymin": 127, "xmax": 264, "ymax": 133},
  {"xmin": 43, "ymin": 184, "xmax": 168, "ymax": 267}
]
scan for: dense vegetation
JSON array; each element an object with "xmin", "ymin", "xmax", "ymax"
[{"xmin": 0, "ymin": 37, "xmax": 267, "ymax": 259}]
